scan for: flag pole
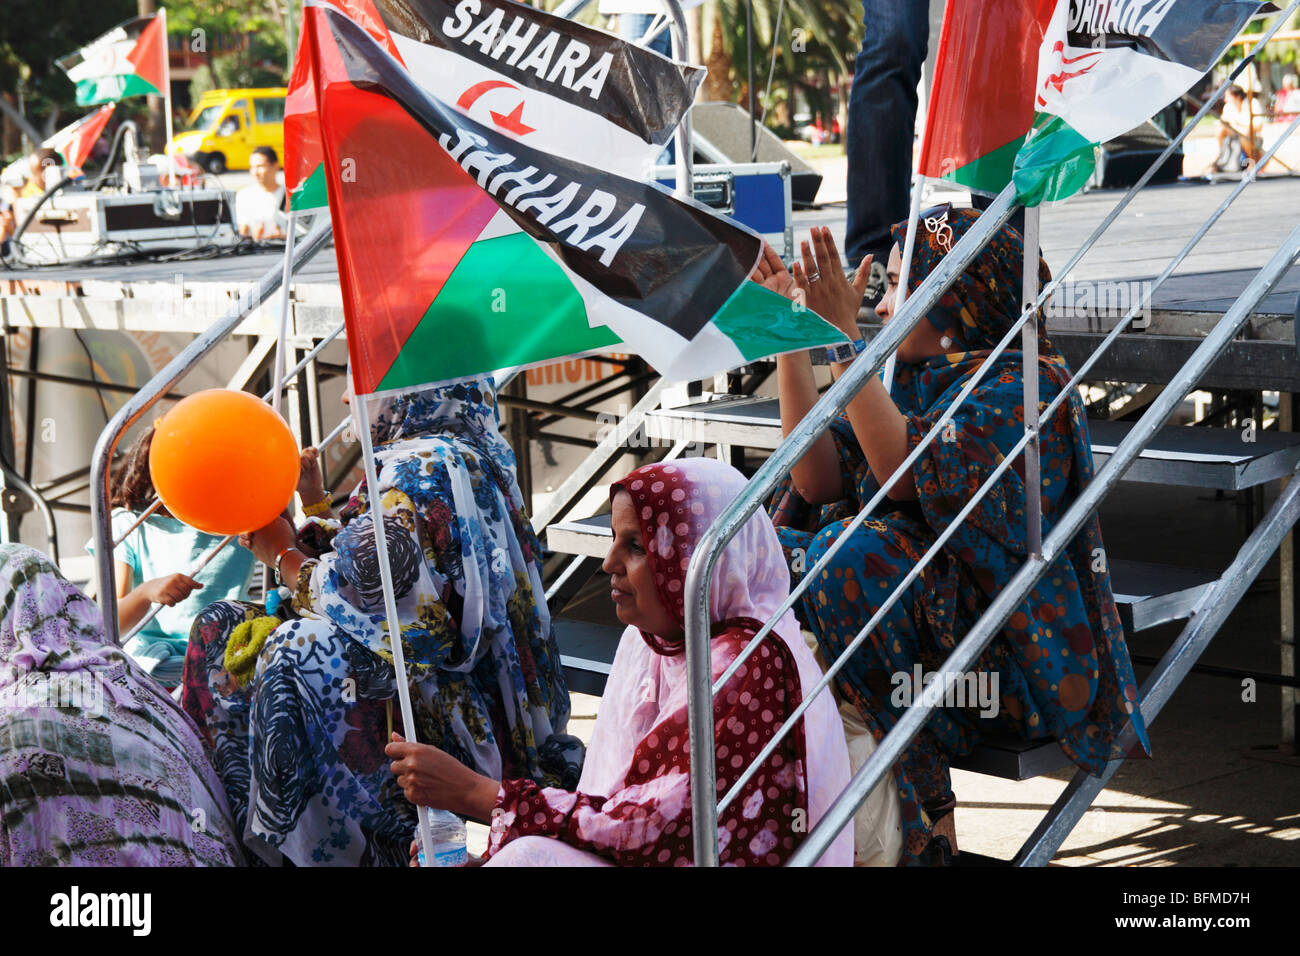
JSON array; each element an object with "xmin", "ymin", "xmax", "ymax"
[
  {"xmin": 355, "ymin": 389, "xmax": 436, "ymax": 868},
  {"xmin": 160, "ymin": 7, "xmax": 174, "ymax": 149},
  {"xmin": 884, "ymin": 175, "xmax": 924, "ymax": 394},
  {"xmin": 883, "ymin": 63, "xmax": 931, "ymax": 395},
  {"xmin": 1020, "ymin": 202, "xmax": 1043, "ymax": 557},
  {"xmin": 262, "ymin": 207, "xmax": 299, "ymax": 597}
]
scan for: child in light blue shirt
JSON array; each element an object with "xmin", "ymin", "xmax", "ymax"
[{"xmin": 87, "ymin": 426, "xmax": 256, "ymax": 688}]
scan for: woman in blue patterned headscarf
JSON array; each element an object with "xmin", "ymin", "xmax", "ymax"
[
  {"xmin": 180, "ymin": 376, "xmax": 578, "ymax": 866},
  {"xmin": 759, "ymin": 210, "xmax": 1150, "ymax": 865}
]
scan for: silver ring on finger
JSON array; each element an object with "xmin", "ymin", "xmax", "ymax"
[{"xmin": 808, "ymin": 271, "xmax": 822, "ymax": 283}]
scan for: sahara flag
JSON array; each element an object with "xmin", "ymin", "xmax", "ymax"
[
  {"xmin": 0, "ymin": 104, "xmax": 116, "ymax": 185},
  {"xmin": 286, "ymin": 0, "xmax": 701, "ymax": 210},
  {"xmin": 57, "ymin": 15, "xmax": 168, "ymax": 107},
  {"xmin": 920, "ymin": 0, "xmax": 1260, "ymax": 205},
  {"xmin": 301, "ymin": 1, "xmax": 844, "ymax": 391}
]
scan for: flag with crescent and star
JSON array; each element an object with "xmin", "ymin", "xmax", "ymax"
[
  {"xmin": 293, "ymin": 0, "xmax": 845, "ymax": 392},
  {"xmin": 919, "ymin": 0, "xmax": 1260, "ymax": 206}
]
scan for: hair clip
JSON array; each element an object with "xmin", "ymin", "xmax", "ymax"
[{"xmin": 923, "ymin": 205, "xmax": 954, "ymax": 254}]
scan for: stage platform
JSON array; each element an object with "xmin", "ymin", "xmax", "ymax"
[{"xmin": 2, "ymin": 177, "xmax": 1296, "ymax": 391}]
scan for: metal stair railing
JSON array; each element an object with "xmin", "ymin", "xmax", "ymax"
[
  {"xmin": 683, "ymin": 7, "xmax": 1300, "ymax": 866},
  {"xmin": 787, "ymin": 222, "xmax": 1300, "ymax": 867},
  {"xmin": 90, "ymin": 216, "xmax": 335, "ymax": 645},
  {"xmin": 681, "ymin": 184, "xmax": 1017, "ymax": 867},
  {"xmin": 1016, "ymin": 457, "xmax": 1300, "ymax": 865}
]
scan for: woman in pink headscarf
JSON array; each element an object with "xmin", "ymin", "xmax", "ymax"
[{"xmin": 385, "ymin": 457, "xmax": 853, "ymax": 866}]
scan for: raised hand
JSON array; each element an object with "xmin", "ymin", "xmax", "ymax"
[
  {"xmin": 749, "ymin": 241, "xmax": 798, "ymax": 301},
  {"xmin": 791, "ymin": 226, "xmax": 872, "ymax": 338},
  {"xmin": 297, "ymin": 447, "xmax": 326, "ymax": 505}
]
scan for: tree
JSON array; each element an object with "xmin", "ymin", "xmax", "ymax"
[
  {"xmin": 0, "ymin": 0, "xmax": 138, "ymax": 147},
  {"xmin": 167, "ymin": 0, "xmax": 290, "ymax": 107},
  {"xmin": 701, "ymin": 0, "xmax": 862, "ymax": 131}
]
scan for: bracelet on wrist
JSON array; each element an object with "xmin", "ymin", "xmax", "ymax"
[
  {"xmin": 811, "ymin": 337, "xmax": 866, "ymax": 366},
  {"xmin": 274, "ymin": 546, "xmax": 301, "ymax": 586},
  {"xmin": 302, "ymin": 498, "xmax": 332, "ymax": 518}
]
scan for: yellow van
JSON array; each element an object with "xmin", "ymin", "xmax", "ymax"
[{"xmin": 166, "ymin": 88, "xmax": 286, "ymax": 174}]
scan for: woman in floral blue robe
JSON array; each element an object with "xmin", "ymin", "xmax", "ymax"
[
  {"xmin": 181, "ymin": 378, "xmax": 578, "ymax": 866},
  {"xmin": 762, "ymin": 212, "xmax": 1150, "ymax": 865}
]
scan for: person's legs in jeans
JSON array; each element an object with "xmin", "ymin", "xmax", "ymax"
[{"xmin": 844, "ymin": 0, "xmax": 929, "ymax": 267}]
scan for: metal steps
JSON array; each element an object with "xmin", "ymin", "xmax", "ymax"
[
  {"xmin": 554, "ymin": 618, "xmax": 621, "ymax": 697},
  {"xmin": 547, "ymin": 513, "xmax": 1219, "ymax": 635},
  {"xmin": 546, "ymin": 512, "xmax": 1221, "ymax": 781},
  {"xmin": 643, "ymin": 395, "xmax": 1300, "ymax": 489},
  {"xmin": 546, "ymin": 377, "xmax": 1294, "ymax": 785}
]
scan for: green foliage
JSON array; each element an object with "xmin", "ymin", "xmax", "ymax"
[
  {"xmin": 1219, "ymin": 7, "xmax": 1300, "ymax": 67},
  {"xmin": 708, "ymin": 0, "xmax": 861, "ymax": 123},
  {"xmin": 171, "ymin": 0, "xmax": 289, "ymax": 107},
  {"xmin": 186, "ymin": 30, "xmax": 287, "ymax": 106},
  {"xmin": 0, "ymin": 0, "xmax": 138, "ymax": 130}
]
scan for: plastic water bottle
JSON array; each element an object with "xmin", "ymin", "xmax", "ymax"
[{"xmin": 415, "ymin": 810, "xmax": 467, "ymax": 867}]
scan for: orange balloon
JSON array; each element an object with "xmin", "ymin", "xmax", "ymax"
[{"xmin": 150, "ymin": 389, "xmax": 299, "ymax": 535}]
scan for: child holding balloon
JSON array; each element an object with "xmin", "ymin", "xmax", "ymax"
[{"xmin": 86, "ymin": 425, "xmax": 259, "ymax": 689}]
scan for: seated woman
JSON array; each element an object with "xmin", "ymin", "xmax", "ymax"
[
  {"xmin": 757, "ymin": 213, "xmax": 1150, "ymax": 865},
  {"xmin": 385, "ymin": 457, "xmax": 853, "ymax": 866},
  {"xmin": 86, "ymin": 424, "xmax": 257, "ymax": 689},
  {"xmin": 0, "ymin": 544, "xmax": 242, "ymax": 866},
  {"xmin": 181, "ymin": 376, "xmax": 578, "ymax": 866}
]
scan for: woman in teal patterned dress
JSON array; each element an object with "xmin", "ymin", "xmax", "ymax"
[
  {"xmin": 755, "ymin": 210, "xmax": 1150, "ymax": 865},
  {"xmin": 181, "ymin": 377, "xmax": 579, "ymax": 866}
]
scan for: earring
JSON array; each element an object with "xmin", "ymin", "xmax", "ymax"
[{"xmin": 939, "ymin": 335, "xmax": 953, "ymax": 349}]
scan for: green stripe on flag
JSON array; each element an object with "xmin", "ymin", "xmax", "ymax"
[
  {"xmin": 941, "ymin": 134, "xmax": 1026, "ymax": 196},
  {"xmin": 74, "ymin": 73, "xmax": 160, "ymax": 106},
  {"xmin": 291, "ymin": 164, "xmax": 328, "ymax": 211},
  {"xmin": 377, "ymin": 233, "xmax": 620, "ymax": 392},
  {"xmin": 712, "ymin": 280, "xmax": 848, "ymax": 363},
  {"xmin": 1013, "ymin": 114, "xmax": 1098, "ymax": 207}
]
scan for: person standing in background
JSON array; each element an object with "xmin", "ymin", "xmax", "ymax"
[
  {"xmin": 844, "ymin": 2, "xmax": 1023, "ymax": 303},
  {"xmin": 844, "ymin": 1, "xmax": 929, "ymax": 304},
  {"xmin": 236, "ymin": 146, "xmax": 287, "ymax": 240}
]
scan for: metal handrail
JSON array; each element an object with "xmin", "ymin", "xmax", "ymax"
[
  {"xmin": 1016, "ymin": 458, "xmax": 1300, "ymax": 865},
  {"xmin": 684, "ymin": 5, "xmax": 1300, "ymax": 863},
  {"xmin": 0, "ymin": 460, "xmax": 60, "ymax": 564},
  {"xmin": 787, "ymin": 220, "xmax": 1300, "ymax": 866},
  {"xmin": 681, "ymin": 183, "xmax": 1019, "ymax": 866},
  {"xmin": 261, "ymin": 321, "xmax": 345, "ymax": 402},
  {"xmin": 113, "ymin": 499, "xmax": 163, "ymax": 548},
  {"xmin": 90, "ymin": 216, "xmax": 334, "ymax": 646},
  {"xmin": 714, "ymin": 108, "xmax": 1300, "ymax": 821},
  {"xmin": 708, "ymin": 4, "xmax": 1300, "ymax": 708},
  {"xmin": 715, "ymin": 298, "xmax": 1040, "ymax": 816}
]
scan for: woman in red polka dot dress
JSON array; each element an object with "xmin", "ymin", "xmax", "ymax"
[{"xmin": 385, "ymin": 457, "xmax": 854, "ymax": 866}]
